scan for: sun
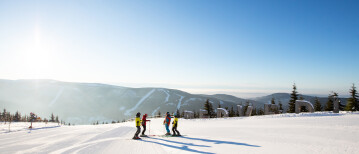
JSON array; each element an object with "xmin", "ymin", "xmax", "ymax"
[{"xmin": 19, "ymin": 26, "xmax": 54, "ymax": 79}]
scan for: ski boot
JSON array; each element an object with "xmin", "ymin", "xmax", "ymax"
[{"xmin": 132, "ymin": 136, "xmax": 141, "ymax": 140}]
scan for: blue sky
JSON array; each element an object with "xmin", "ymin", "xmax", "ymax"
[{"xmin": 0, "ymin": 0, "xmax": 358, "ymax": 97}]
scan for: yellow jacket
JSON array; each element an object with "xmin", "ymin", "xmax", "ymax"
[
  {"xmin": 135, "ymin": 117, "xmax": 142, "ymax": 126},
  {"xmin": 172, "ymin": 117, "xmax": 178, "ymax": 127}
]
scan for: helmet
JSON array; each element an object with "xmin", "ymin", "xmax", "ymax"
[{"xmin": 136, "ymin": 112, "xmax": 141, "ymax": 117}]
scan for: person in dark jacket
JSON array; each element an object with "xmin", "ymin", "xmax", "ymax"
[{"xmin": 172, "ymin": 113, "xmax": 181, "ymax": 136}]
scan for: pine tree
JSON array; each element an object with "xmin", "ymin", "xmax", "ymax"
[
  {"xmin": 338, "ymin": 99, "xmax": 344, "ymax": 111},
  {"xmin": 257, "ymin": 108, "xmax": 264, "ymax": 115},
  {"xmin": 229, "ymin": 106, "xmax": 235, "ymax": 117},
  {"xmin": 271, "ymin": 97, "xmax": 276, "ymax": 104},
  {"xmin": 345, "ymin": 84, "xmax": 359, "ymax": 111},
  {"xmin": 243, "ymin": 101, "xmax": 250, "ymax": 115},
  {"xmin": 2, "ymin": 109, "xmax": 6, "ymax": 123},
  {"xmin": 176, "ymin": 109, "xmax": 180, "ymax": 118},
  {"xmin": 325, "ymin": 94, "xmax": 334, "ymax": 111},
  {"xmin": 14, "ymin": 111, "xmax": 21, "ymax": 122},
  {"xmin": 331, "ymin": 92, "xmax": 344, "ymax": 111},
  {"xmin": 288, "ymin": 83, "xmax": 299, "ymax": 113},
  {"xmin": 314, "ymin": 97, "xmax": 322, "ymax": 111},
  {"xmin": 157, "ymin": 111, "xmax": 161, "ymax": 117},
  {"xmin": 55, "ymin": 116, "xmax": 59, "ymax": 123},
  {"xmin": 278, "ymin": 101, "xmax": 283, "ymax": 111},
  {"xmin": 204, "ymin": 99, "xmax": 215, "ymax": 118},
  {"xmin": 252, "ymin": 107, "xmax": 257, "ymax": 116},
  {"xmin": 0, "ymin": 110, "xmax": 3, "ymax": 122},
  {"xmin": 50, "ymin": 113, "xmax": 55, "ymax": 122}
]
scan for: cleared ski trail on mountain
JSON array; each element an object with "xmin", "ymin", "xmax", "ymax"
[
  {"xmin": 125, "ymin": 89, "xmax": 156, "ymax": 116},
  {"xmin": 0, "ymin": 112, "xmax": 359, "ymax": 154}
]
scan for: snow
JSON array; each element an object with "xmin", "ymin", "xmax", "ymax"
[
  {"xmin": 176, "ymin": 94, "xmax": 184, "ymax": 111},
  {"xmin": 296, "ymin": 100, "xmax": 315, "ymax": 109},
  {"xmin": 124, "ymin": 89, "xmax": 156, "ymax": 116},
  {"xmin": 217, "ymin": 108, "xmax": 228, "ymax": 114},
  {"xmin": 0, "ymin": 122, "xmax": 59, "ymax": 133},
  {"xmin": 152, "ymin": 107, "xmax": 160, "ymax": 116},
  {"xmin": 1, "ymin": 112, "xmax": 359, "ymax": 154},
  {"xmin": 158, "ymin": 89, "xmax": 170, "ymax": 103},
  {"xmin": 118, "ymin": 106, "xmax": 125, "ymax": 111},
  {"xmin": 183, "ymin": 98, "xmax": 203, "ymax": 106},
  {"xmin": 49, "ymin": 87, "xmax": 64, "ymax": 106}
]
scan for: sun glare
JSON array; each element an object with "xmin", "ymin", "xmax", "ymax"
[{"xmin": 20, "ymin": 25, "xmax": 54, "ymax": 78}]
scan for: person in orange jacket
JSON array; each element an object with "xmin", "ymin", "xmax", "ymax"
[{"xmin": 163, "ymin": 112, "xmax": 171, "ymax": 135}]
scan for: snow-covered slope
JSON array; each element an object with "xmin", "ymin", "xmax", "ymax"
[
  {"xmin": 1, "ymin": 112, "xmax": 358, "ymax": 154},
  {"xmin": 0, "ymin": 79, "xmax": 245, "ymax": 124}
]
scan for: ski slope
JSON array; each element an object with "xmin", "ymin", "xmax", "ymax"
[{"xmin": 1, "ymin": 112, "xmax": 359, "ymax": 154}]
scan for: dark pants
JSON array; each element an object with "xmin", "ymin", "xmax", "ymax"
[
  {"xmin": 142, "ymin": 125, "xmax": 146, "ymax": 135},
  {"xmin": 172, "ymin": 124, "xmax": 180, "ymax": 135},
  {"xmin": 134, "ymin": 126, "xmax": 141, "ymax": 137}
]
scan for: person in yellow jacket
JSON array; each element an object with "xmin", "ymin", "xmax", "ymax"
[
  {"xmin": 172, "ymin": 113, "xmax": 181, "ymax": 136},
  {"xmin": 133, "ymin": 112, "xmax": 142, "ymax": 139}
]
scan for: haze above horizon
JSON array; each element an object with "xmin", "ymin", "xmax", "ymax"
[{"xmin": 0, "ymin": 0, "xmax": 358, "ymax": 98}]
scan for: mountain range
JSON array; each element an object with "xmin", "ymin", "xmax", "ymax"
[{"xmin": 0, "ymin": 79, "xmax": 347, "ymax": 124}]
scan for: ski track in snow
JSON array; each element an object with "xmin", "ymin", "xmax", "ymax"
[
  {"xmin": 49, "ymin": 87, "xmax": 64, "ymax": 106},
  {"xmin": 152, "ymin": 107, "xmax": 160, "ymax": 116},
  {"xmin": 176, "ymin": 94, "xmax": 184, "ymax": 111},
  {"xmin": 124, "ymin": 89, "xmax": 156, "ymax": 116}
]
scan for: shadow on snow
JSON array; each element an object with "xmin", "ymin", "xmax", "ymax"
[
  {"xmin": 180, "ymin": 136, "xmax": 261, "ymax": 147},
  {"xmin": 27, "ymin": 126, "xmax": 61, "ymax": 133},
  {"xmin": 140, "ymin": 139, "xmax": 215, "ymax": 154},
  {"xmin": 150, "ymin": 137, "xmax": 210, "ymax": 147}
]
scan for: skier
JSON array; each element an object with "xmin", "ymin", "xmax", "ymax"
[
  {"xmin": 172, "ymin": 113, "xmax": 181, "ymax": 136},
  {"xmin": 140, "ymin": 114, "xmax": 151, "ymax": 137},
  {"xmin": 133, "ymin": 112, "xmax": 142, "ymax": 139},
  {"xmin": 163, "ymin": 112, "xmax": 171, "ymax": 135}
]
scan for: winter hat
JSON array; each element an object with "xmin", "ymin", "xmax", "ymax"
[{"xmin": 136, "ymin": 112, "xmax": 141, "ymax": 117}]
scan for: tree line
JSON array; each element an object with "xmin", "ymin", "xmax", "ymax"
[
  {"xmin": 287, "ymin": 83, "xmax": 358, "ymax": 113},
  {"xmin": 168, "ymin": 83, "xmax": 358, "ymax": 119},
  {"xmin": 0, "ymin": 109, "xmax": 63, "ymax": 124}
]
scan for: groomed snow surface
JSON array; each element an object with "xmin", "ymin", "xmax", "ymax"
[{"xmin": 1, "ymin": 112, "xmax": 359, "ymax": 154}]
